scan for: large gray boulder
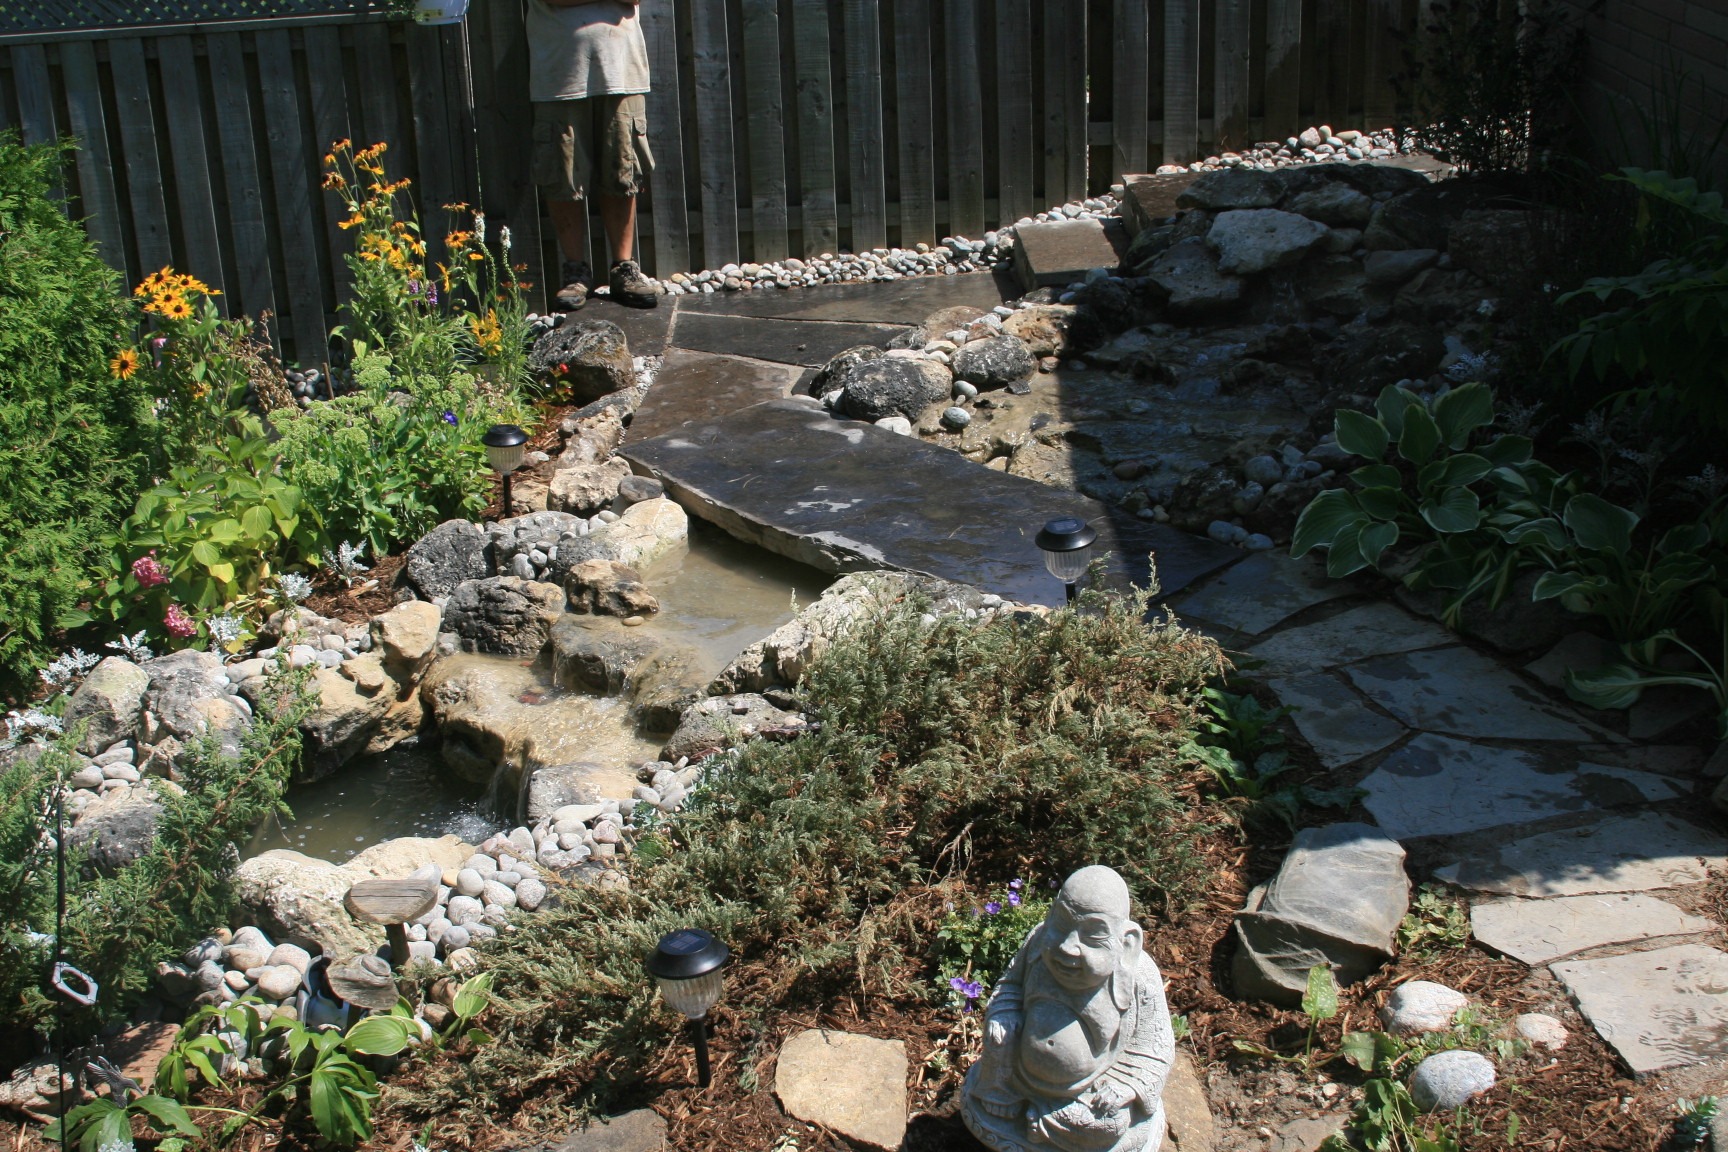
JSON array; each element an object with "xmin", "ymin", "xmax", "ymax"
[
  {"xmin": 1176, "ymin": 168, "xmax": 1283, "ymax": 211},
  {"xmin": 299, "ymin": 660, "xmax": 394, "ymax": 777},
  {"xmin": 1232, "ymin": 822, "xmax": 1409, "ymax": 1006},
  {"xmin": 555, "ymin": 497, "xmax": 688, "ymax": 572},
  {"xmin": 404, "ymin": 519, "xmax": 491, "ymax": 601},
  {"xmin": 528, "ymin": 319, "xmax": 634, "ymax": 403},
  {"xmin": 64, "ymin": 657, "xmax": 149, "ymax": 754},
  {"xmin": 951, "ymin": 335, "xmax": 1035, "ymax": 391},
  {"xmin": 66, "ymin": 778, "xmax": 182, "ymax": 873},
  {"xmin": 442, "ymin": 577, "xmax": 566, "ymax": 657},
  {"xmin": 838, "ymin": 358, "xmax": 951, "ymax": 422},
  {"xmin": 662, "ymin": 693, "xmax": 808, "ymax": 762},
  {"xmin": 1285, "ymin": 182, "xmax": 1374, "ymax": 228},
  {"xmin": 1207, "ymin": 209, "xmax": 1329, "ymax": 275},
  {"xmin": 1147, "ymin": 238, "xmax": 1244, "ymax": 317},
  {"xmin": 138, "ymin": 650, "xmax": 247, "ymax": 766}
]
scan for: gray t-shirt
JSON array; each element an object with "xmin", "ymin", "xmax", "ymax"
[{"xmin": 526, "ymin": 0, "xmax": 650, "ymax": 102}]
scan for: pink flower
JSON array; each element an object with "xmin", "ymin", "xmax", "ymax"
[
  {"xmin": 132, "ymin": 551, "xmax": 168, "ymax": 589},
  {"xmin": 163, "ymin": 603, "xmax": 197, "ymax": 638}
]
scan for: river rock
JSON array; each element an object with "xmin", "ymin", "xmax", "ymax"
[
  {"xmin": 1408, "ymin": 1050, "xmax": 1495, "ymax": 1111},
  {"xmin": 556, "ymin": 497, "xmax": 688, "ymax": 571},
  {"xmin": 549, "ymin": 457, "xmax": 632, "ymax": 517},
  {"xmin": 1000, "ymin": 304, "xmax": 1078, "ymax": 357},
  {"xmin": 662, "ymin": 694, "xmax": 807, "ymax": 762},
  {"xmin": 951, "ymin": 335, "xmax": 1035, "ymax": 391},
  {"xmin": 482, "ymin": 880, "xmax": 516, "ymax": 909},
  {"xmin": 515, "ymin": 877, "xmax": 547, "ymax": 911},
  {"xmin": 66, "ymin": 778, "xmax": 181, "ymax": 873},
  {"xmin": 1381, "ymin": 981, "xmax": 1469, "ymax": 1034},
  {"xmin": 404, "ymin": 519, "xmax": 492, "ymax": 600},
  {"xmin": 255, "ymin": 965, "xmax": 301, "ymax": 1001},
  {"xmin": 1208, "ymin": 209, "xmax": 1329, "ymax": 275},
  {"xmin": 455, "ymin": 868, "xmax": 485, "ymax": 897},
  {"xmin": 442, "ymin": 576, "xmax": 566, "ymax": 657},
  {"xmin": 1232, "ymin": 823, "xmax": 1409, "ymax": 1006},
  {"xmin": 529, "ymin": 318, "xmax": 634, "ymax": 403},
  {"xmin": 564, "ymin": 559, "xmax": 659, "ymax": 617},
  {"xmin": 63, "ymin": 657, "xmax": 150, "ymax": 754},
  {"xmin": 838, "ymin": 357, "xmax": 952, "ymax": 422}
]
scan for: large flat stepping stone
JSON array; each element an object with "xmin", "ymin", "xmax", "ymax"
[
  {"xmin": 673, "ymin": 268, "xmax": 1017, "ymax": 324},
  {"xmin": 1168, "ymin": 551, "xmax": 1357, "ymax": 637},
  {"xmin": 670, "ymin": 311, "xmax": 905, "ymax": 366},
  {"xmin": 774, "ymin": 1029, "xmax": 906, "ymax": 1150},
  {"xmin": 1345, "ymin": 647, "xmax": 1602, "ymax": 742},
  {"xmin": 542, "ymin": 1108, "xmax": 666, "ymax": 1152},
  {"xmin": 1473, "ymin": 894, "xmax": 1716, "ymax": 965},
  {"xmin": 1247, "ymin": 601, "xmax": 1453, "ymax": 675},
  {"xmin": 1012, "ymin": 217, "xmax": 1130, "ymax": 291},
  {"xmin": 629, "ymin": 349, "xmax": 808, "ymax": 442},
  {"xmin": 621, "ymin": 398, "xmax": 1239, "ymax": 605},
  {"xmin": 1267, "ymin": 671, "xmax": 1407, "ymax": 768},
  {"xmin": 1552, "ymin": 945, "xmax": 1728, "ymax": 1074},
  {"xmin": 1120, "ymin": 171, "xmax": 1202, "ymax": 234},
  {"xmin": 1436, "ymin": 811, "xmax": 1728, "ymax": 897},
  {"xmin": 585, "ymin": 299, "xmax": 674, "ymax": 357},
  {"xmin": 1360, "ymin": 734, "xmax": 1688, "ymax": 840}
]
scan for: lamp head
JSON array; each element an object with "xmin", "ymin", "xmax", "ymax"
[
  {"xmin": 482, "ymin": 424, "xmax": 529, "ymax": 475},
  {"xmin": 647, "ymin": 928, "xmax": 729, "ymax": 1019},
  {"xmin": 1035, "ymin": 516, "xmax": 1097, "ymax": 583}
]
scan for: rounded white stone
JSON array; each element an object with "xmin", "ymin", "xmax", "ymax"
[
  {"xmin": 1381, "ymin": 981, "xmax": 1470, "ymax": 1035},
  {"xmin": 455, "ymin": 868, "xmax": 485, "ymax": 897},
  {"xmin": 1409, "ymin": 1050, "xmax": 1495, "ymax": 1111},
  {"xmin": 1514, "ymin": 1013, "xmax": 1568, "ymax": 1051}
]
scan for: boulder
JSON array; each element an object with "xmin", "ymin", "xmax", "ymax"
[
  {"xmin": 1363, "ymin": 248, "xmax": 1439, "ymax": 288},
  {"xmin": 300, "ymin": 663, "xmax": 394, "ymax": 776},
  {"xmin": 1147, "ymin": 238, "xmax": 1245, "ymax": 317},
  {"xmin": 662, "ymin": 693, "xmax": 807, "ymax": 762},
  {"xmin": 66, "ymin": 779, "xmax": 181, "ymax": 872},
  {"xmin": 523, "ymin": 762, "xmax": 615, "ymax": 822},
  {"xmin": 1446, "ymin": 208, "xmax": 1535, "ymax": 291},
  {"xmin": 1285, "ymin": 182, "xmax": 1374, "ymax": 228},
  {"xmin": 1409, "ymin": 1051, "xmax": 1495, "ymax": 1111},
  {"xmin": 420, "ymin": 656, "xmax": 539, "ymax": 784},
  {"xmin": 548, "ymin": 617, "xmax": 660, "ymax": 695},
  {"xmin": 345, "ymin": 834, "xmax": 472, "ymax": 880},
  {"xmin": 564, "ymin": 559, "xmax": 660, "ymax": 617},
  {"xmin": 1207, "ymin": 209, "xmax": 1329, "ymax": 275},
  {"xmin": 1296, "ymin": 256, "xmax": 1377, "ymax": 318},
  {"xmin": 951, "ymin": 335, "xmax": 1036, "ymax": 391},
  {"xmin": 549, "ymin": 457, "xmax": 633, "ymax": 517},
  {"xmin": 1232, "ymin": 823, "xmax": 1409, "ymax": 1006},
  {"xmin": 913, "ymin": 305, "xmax": 990, "ymax": 344},
  {"xmin": 234, "ymin": 850, "xmax": 380, "ymax": 958},
  {"xmin": 63, "ymin": 657, "xmax": 149, "ymax": 754},
  {"xmin": 556, "ymin": 497, "xmax": 689, "ymax": 572},
  {"xmin": 404, "ymin": 519, "xmax": 491, "ymax": 601},
  {"xmin": 442, "ymin": 577, "xmax": 566, "ymax": 657},
  {"xmin": 529, "ymin": 319, "xmax": 634, "ymax": 403},
  {"xmin": 372, "ymin": 601, "xmax": 443, "ymax": 677},
  {"xmin": 838, "ymin": 357, "xmax": 951, "ymax": 422},
  {"xmin": 1000, "ymin": 304, "xmax": 1078, "ymax": 357},
  {"xmin": 1176, "ymin": 167, "xmax": 1283, "ymax": 211},
  {"xmin": 556, "ymin": 404, "xmax": 629, "ymax": 468},
  {"xmin": 810, "ymin": 344, "xmax": 885, "ymax": 396},
  {"xmin": 1392, "ymin": 266, "xmax": 1496, "ymax": 325},
  {"xmin": 1321, "ymin": 322, "xmax": 1445, "ymax": 394}
]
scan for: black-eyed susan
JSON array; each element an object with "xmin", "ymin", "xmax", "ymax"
[
  {"xmin": 110, "ymin": 348, "xmax": 140, "ymax": 379},
  {"xmin": 160, "ymin": 296, "xmax": 193, "ymax": 321}
]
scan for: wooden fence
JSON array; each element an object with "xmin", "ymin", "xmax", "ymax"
[{"xmin": 0, "ymin": 0, "xmax": 1417, "ymax": 363}]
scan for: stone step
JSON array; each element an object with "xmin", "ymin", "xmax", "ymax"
[
  {"xmin": 1012, "ymin": 217, "xmax": 1131, "ymax": 291},
  {"xmin": 1471, "ymin": 893, "xmax": 1716, "ymax": 966},
  {"xmin": 1119, "ymin": 171, "xmax": 1202, "ymax": 235},
  {"xmin": 619, "ymin": 397, "xmax": 1239, "ymax": 606},
  {"xmin": 1435, "ymin": 810, "xmax": 1728, "ymax": 898},
  {"xmin": 1553, "ymin": 944, "xmax": 1728, "ymax": 1075}
]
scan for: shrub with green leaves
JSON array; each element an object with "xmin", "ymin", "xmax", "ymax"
[{"xmin": 0, "ymin": 133, "xmax": 152, "ymax": 697}]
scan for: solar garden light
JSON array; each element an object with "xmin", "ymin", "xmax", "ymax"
[
  {"xmin": 1035, "ymin": 516, "xmax": 1098, "ymax": 604},
  {"xmin": 481, "ymin": 424, "xmax": 529, "ymax": 518},
  {"xmin": 646, "ymin": 928, "xmax": 729, "ymax": 1088}
]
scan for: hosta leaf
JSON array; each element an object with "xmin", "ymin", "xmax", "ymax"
[
  {"xmin": 1398, "ymin": 404, "xmax": 1442, "ymax": 465},
  {"xmin": 1418, "ymin": 487, "xmax": 1481, "ymax": 534},
  {"xmin": 1357, "ymin": 486, "xmax": 1404, "ymax": 522},
  {"xmin": 1334, "ymin": 409, "xmax": 1390, "ymax": 460},
  {"xmin": 1290, "ymin": 489, "xmax": 1364, "ymax": 558},
  {"xmin": 1433, "ymin": 381, "xmax": 1494, "ymax": 449},
  {"xmin": 1563, "ymin": 493, "xmax": 1638, "ymax": 554},
  {"xmin": 1326, "ymin": 522, "xmax": 1371, "ymax": 578},
  {"xmin": 1358, "ymin": 520, "xmax": 1400, "ymax": 567}
]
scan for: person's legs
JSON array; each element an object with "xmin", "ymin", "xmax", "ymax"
[
  {"xmin": 597, "ymin": 94, "xmax": 658, "ymax": 307},
  {"xmin": 532, "ymin": 99, "xmax": 597, "ymax": 310},
  {"xmin": 596, "ymin": 194, "xmax": 634, "ymax": 264},
  {"xmin": 549, "ymin": 199, "xmax": 589, "ymax": 268}
]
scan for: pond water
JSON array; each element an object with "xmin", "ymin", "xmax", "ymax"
[{"xmin": 246, "ymin": 520, "xmax": 832, "ymax": 863}]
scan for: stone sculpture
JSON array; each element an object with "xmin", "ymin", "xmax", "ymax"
[{"xmin": 962, "ymin": 865, "xmax": 1175, "ymax": 1152}]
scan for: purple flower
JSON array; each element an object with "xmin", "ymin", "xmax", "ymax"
[
  {"xmin": 949, "ymin": 976, "xmax": 983, "ymax": 1001},
  {"xmin": 1009, "ymin": 879, "xmax": 1024, "ymax": 891},
  {"xmin": 442, "ymin": 410, "xmax": 458, "ymax": 425},
  {"xmin": 984, "ymin": 901, "xmax": 1002, "ymax": 915},
  {"xmin": 1007, "ymin": 891, "xmax": 1021, "ymax": 907}
]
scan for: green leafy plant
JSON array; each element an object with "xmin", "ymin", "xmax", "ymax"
[
  {"xmin": 1318, "ymin": 1077, "xmax": 1463, "ymax": 1152},
  {"xmin": 934, "ymin": 881, "xmax": 1050, "ymax": 1012},
  {"xmin": 1183, "ymin": 685, "xmax": 1357, "ymax": 831},
  {"xmin": 1566, "ymin": 595, "xmax": 1728, "ymax": 738},
  {"xmin": 1397, "ymin": 885, "xmax": 1471, "ymax": 958},
  {"xmin": 1234, "ymin": 964, "xmax": 1339, "ymax": 1069},
  {"xmin": 45, "ymin": 1090, "xmax": 202, "ymax": 1152},
  {"xmin": 1672, "ymin": 1095, "xmax": 1720, "ymax": 1149}
]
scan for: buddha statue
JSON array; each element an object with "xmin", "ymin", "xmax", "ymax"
[{"xmin": 961, "ymin": 865, "xmax": 1175, "ymax": 1152}]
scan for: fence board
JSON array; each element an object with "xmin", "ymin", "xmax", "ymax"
[
  {"xmin": 205, "ymin": 32, "xmax": 275, "ymax": 321},
  {"xmin": 59, "ymin": 41, "xmax": 127, "ymax": 269},
  {"xmin": 1363, "ymin": 0, "xmax": 1396, "ymax": 128},
  {"xmin": 302, "ymin": 25, "xmax": 352, "ymax": 301},
  {"xmin": 1162, "ymin": 0, "xmax": 1198, "ymax": 164},
  {"xmin": 1042, "ymin": 0, "xmax": 1067, "ymax": 204},
  {"xmin": 894, "ymin": 0, "xmax": 934, "ymax": 244},
  {"xmin": 470, "ymin": 0, "xmax": 543, "ymax": 310},
  {"xmin": 997, "ymin": 0, "xmax": 1033, "ymax": 221},
  {"xmin": 406, "ymin": 24, "xmax": 456, "ymax": 270},
  {"xmin": 740, "ymin": 0, "xmax": 787, "ymax": 260},
  {"xmin": 689, "ymin": 0, "xmax": 738, "ymax": 266},
  {"xmin": 11, "ymin": 45, "xmax": 59, "ymax": 145},
  {"xmin": 791, "ymin": 0, "xmax": 837, "ymax": 255},
  {"xmin": 943, "ymin": 0, "xmax": 983, "ymax": 238},
  {"xmin": 1111, "ymin": 0, "xmax": 1147, "ymax": 176},
  {"xmin": 1315, "ymin": 0, "xmax": 1347, "ymax": 128},
  {"xmin": 156, "ymin": 35, "xmax": 224, "ymax": 296},
  {"xmin": 108, "ymin": 38, "xmax": 174, "ymax": 274},
  {"xmin": 1265, "ymin": 0, "xmax": 1301, "ymax": 139},
  {"xmin": 256, "ymin": 29, "xmax": 326, "ymax": 362},
  {"xmin": 352, "ymin": 21, "xmax": 401, "ymax": 159},
  {"xmin": 843, "ymin": 0, "xmax": 885, "ymax": 250},
  {"xmin": 1215, "ymin": 0, "xmax": 1250, "ymax": 150},
  {"xmin": 641, "ymin": 0, "xmax": 689, "ymax": 273},
  {"xmin": 1060, "ymin": 0, "xmax": 1086, "ymax": 202}
]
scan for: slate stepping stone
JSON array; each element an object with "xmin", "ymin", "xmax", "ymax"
[
  {"xmin": 1552, "ymin": 945, "xmax": 1728, "ymax": 1074},
  {"xmin": 627, "ymin": 348, "xmax": 807, "ymax": 442},
  {"xmin": 774, "ymin": 1029, "xmax": 907, "ymax": 1150},
  {"xmin": 1267, "ymin": 671, "xmax": 1407, "ymax": 768},
  {"xmin": 671, "ymin": 311, "xmax": 905, "ymax": 367},
  {"xmin": 1247, "ymin": 601, "xmax": 1454, "ymax": 675},
  {"xmin": 672, "ymin": 268, "xmax": 1015, "ymax": 323},
  {"xmin": 1345, "ymin": 647, "xmax": 1603, "ymax": 742},
  {"xmin": 1436, "ymin": 811, "xmax": 1728, "ymax": 897},
  {"xmin": 1360, "ymin": 734, "xmax": 1687, "ymax": 840},
  {"xmin": 1012, "ymin": 217, "xmax": 1130, "ymax": 291},
  {"xmin": 1473, "ymin": 894, "xmax": 1716, "ymax": 965},
  {"xmin": 1169, "ymin": 551, "xmax": 1356, "ymax": 637}
]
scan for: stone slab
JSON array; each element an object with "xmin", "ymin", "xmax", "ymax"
[
  {"xmin": 579, "ymin": 299, "xmax": 674, "ymax": 358},
  {"xmin": 672, "ymin": 269, "xmax": 1018, "ymax": 323},
  {"xmin": 621, "ymin": 398, "xmax": 1240, "ymax": 606},
  {"xmin": 545, "ymin": 1109, "xmax": 666, "ymax": 1152},
  {"xmin": 1246, "ymin": 601, "xmax": 1454, "ymax": 675},
  {"xmin": 628, "ymin": 348, "xmax": 809, "ymax": 442},
  {"xmin": 1164, "ymin": 1050, "xmax": 1216, "ymax": 1152},
  {"xmin": 775, "ymin": 1029, "xmax": 907, "ymax": 1150},
  {"xmin": 670, "ymin": 311, "xmax": 907, "ymax": 366},
  {"xmin": 1012, "ymin": 217, "xmax": 1131, "ymax": 291},
  {"xmin": 1168, "ymin": 551, "xmax": 1359, "ymax": 638},
  {"xmin": 1551, "ymin": 945, "xmax": 1728, "ymax": 1074},
  {"xmin": 1360, "ymin": 734, "xmax": 1688, "ymax": 841},
  {"xmin": 1472, "ymin": 893, "xmax": 1716, "ymax": 965},
  {"xmin": 1436, "ymin": 811, "xmax": 1728, "ymax": 897},
  {"xmin": 1524, "ymin": 632, "xmax": 1616, "ymax": 692},
  {"xmin": 1345, "ymin": 647, "xmax": 1601, "ymax": 742},
  {"xmin": 1120, "ymin": 172, "xmax": 1202, "ymax": 235},
  {"xmin": 1267, "ymin": 671, "xmax": 1408, "ymax": 768}
]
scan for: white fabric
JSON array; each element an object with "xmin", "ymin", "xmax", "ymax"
[{"xmin": 526, "ymin": 0, "xmax": 650, "ymax": 102}]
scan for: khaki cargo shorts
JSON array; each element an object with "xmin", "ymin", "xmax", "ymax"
[{"xmin": 532, "ymin": 94, "xmax": 654, "ymax": 201}]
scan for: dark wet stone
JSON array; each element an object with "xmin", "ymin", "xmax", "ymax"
[
  {"xmin": 529, "ymin": 320, "xmax": 634, "ymax": 402},
  {"xmin": 619, "ymin": 398, "xmax": 1239, "ymax": 606},
  {"xmin": 1119, "ymin": 171, "xmax": 1201, "ymax": 234},
  {"xmin": 838, "ymin": 358, "xmax": 950, "ymax": 421},
  {"xmin": 672, "ymin": 311, "xmax": 905, "ymax": 366},
  {"xmin": 1177, "ymin": 168, "xmax": 1284, "ymax": 211},
  {"xmin": 626, "ymin": 348, "xmax": 806, "ymax": 442},
  {"xmin": 671, "ymin": 269, "xmax": 1016, "ymax": 324},
  {"xmin": 951, "ymin": 335, "xmax": 1035, "ymax": 391}
]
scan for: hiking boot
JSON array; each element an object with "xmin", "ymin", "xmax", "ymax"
[
  {"xmin": 552, "ymin": 260, "xmax": 592, "ymax": 312},
  {"xmin": 608, "ymin": 259, "xmax": 660, "ymax": 308}
]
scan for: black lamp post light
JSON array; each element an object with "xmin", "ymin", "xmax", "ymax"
[
  {"xmin": 646, "ymin": 927, "xmax": 729, "ymax": 1088},
  {"xmin": 482, "ymin": 423, "xmax": 529, "ymax": 518},
  {"xmin": 1035, "ymin": 516, "xmax": 1097, "ymax": 603}
]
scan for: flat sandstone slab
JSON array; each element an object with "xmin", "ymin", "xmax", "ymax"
[
  {"xmin": 1361, "ymin": 734, "xmax": 1687, "ymax": 841},
  {"xmin": 1436, "ymin": 811, "xmax": 1728, "ymax": 897},
  {"xmin": 1552, "ymin": 945, "xmax": 1728, "ymax": 1074},
  {"xmin": 1473, "ymin": 894, "xmax": 1715, "ymax": 965},
  {"xmin": 621, "ymin": 399, "xmax": 1239, "ymax": 605},
  {"xmin": 1013, "ymin": 217, "xmax": 1130, "ymax": 290},
  {"xmin": 775, "ymin": 1029, "xmax": 907, "ymax": 1151},
  {"xmin": 1346, "ymin": 647, "xmax": 1601, "ymax": 742}
]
